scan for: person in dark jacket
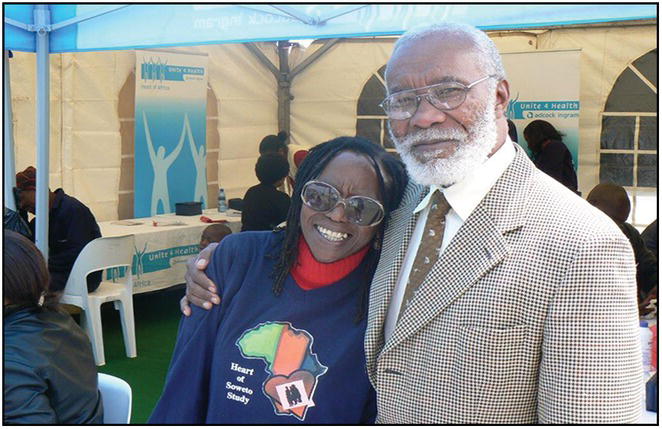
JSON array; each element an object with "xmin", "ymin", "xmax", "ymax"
[
  {"xmin": 241, "ymin": 154, "xmax": 291, "ymax": 231},
  {"xmin": 587, "ymin": 183, "xmax": 658, "ymax": 308},
  {"xmin": 523, "ymin": 120, "xmax": 578, "ymax": 193},
  {"xmin": 15, "ymin": 166, "xmax": 102, "ymax": 293},
  {"xmin": 3, "ymin": 230, "xmax": 103, "ymax": 424},
  {"xmin": 641, "ymin": 219, "xmax": 658, "ymax": 259}
]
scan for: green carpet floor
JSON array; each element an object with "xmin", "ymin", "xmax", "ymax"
[{"xmin": 95, "ymin": 285, "xmax": 184, "ymax": 423}]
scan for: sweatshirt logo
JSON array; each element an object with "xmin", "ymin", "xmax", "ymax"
[{"xmin": 236, "ymin": 321, "xmax": 327, "ymax": 420}]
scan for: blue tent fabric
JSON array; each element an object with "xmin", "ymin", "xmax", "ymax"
[
  {"xmin": 4, "ymin": 5, "xmax": 35, "ymax": 52},
  {"xmin": 5, "ymin": 4, "xmax": 657, "ymax": 53}
]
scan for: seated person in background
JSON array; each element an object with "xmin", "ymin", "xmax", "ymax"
[
  {"xmin": 642, "ymin": 219, "xmax": 658, "ymax": 259},
  {"xmin": 523, "ymin": 120, "xmax": 578, "ymax": 193},
  {"xmin": 587, "ymin": 183, "xmax": 658, "ymax": 310},
  {"xmin": 199, "ymin": 224, "xmax": 232, "ymax": 251},
  {"xmin": 15, "ymin": 166, "xmax": 102, "ymax": 293},
  {"xmin": 259, "ymin": 131, "xmax": 289, "ymax": 158},
  {"xmin": 241, "ymin": 154, "xmax": 291, "ymax": 231},
  {"xmin": 259, "ymin": 131, "xmax": 292, "ymax": 194},
  {"xmin": 3, "ymin": 230, "xmax": 103, "ymax": 424}
]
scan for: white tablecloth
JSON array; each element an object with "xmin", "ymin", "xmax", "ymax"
[{"xmin": 98, "ymin": 209, "xmax": 241, "ymax": 293}]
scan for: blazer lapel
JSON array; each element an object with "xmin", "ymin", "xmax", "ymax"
[
  {"xmin": 365, "ymin": 182, "xmax": 424, "ymax": 376},
  {"xmin": 382, "ymin": 146, "xmax": 533, "ymax": 354}
]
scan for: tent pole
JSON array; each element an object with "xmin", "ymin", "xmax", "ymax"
[
  {"xmin": 270, "ymin": 5, "xmax": 315, "ymax": 25},
  {"xmin": 244, "ymin": 42, "xmax": 292, "ymax": 136},
  {"xmin": 49, "ymin": 5, "xmax": 128, "ymax": 31},
  {"xmin": 244, "ymin": 43, "xmax": 279, "ymax": 77},
  {"xmin": 318, "ymin": 5, "xmax": 367, "ymax": 24},
  {"xmin": 4, "ymin": 50, "xmax": 17, "ymax": 211},
  {"xmin": 246, "ymin": 39, "xmax": 340, "ymax": 140},
  {"xmin": 244, "ymin": 39, "xmax": 340, "ymax": 140},
  {"xmin": 34, "ymin": 5, "xmax": 51, "ymax": 259},
  {"xmin": 277, "ymin": 41, "xmax": 292, "ymax": 135},
  {"xmin": 290, "ymin": 38, "xmax": 340, "ymax": 78}
]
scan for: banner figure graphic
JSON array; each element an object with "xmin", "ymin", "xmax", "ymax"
[
  {"xmin": 185, "ymin": 116, "xmax": 207, "ymax": 207},
  {"xmin": 144, "ymin": 111, "xmax": 186, "ymax": 215}
]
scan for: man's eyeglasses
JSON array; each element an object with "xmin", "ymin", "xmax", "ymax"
[
  {"xmin": 301, "ymin": 180, "xmax": 385, "ymax": 227},
  {"xmin": 379, "ymin": 75, "xmax": 497, "ymax": 120}
]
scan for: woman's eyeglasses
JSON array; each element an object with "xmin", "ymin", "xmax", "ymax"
[{"xmin": 300, "ymin": 180, "xmax": 385, "ymax": 227}]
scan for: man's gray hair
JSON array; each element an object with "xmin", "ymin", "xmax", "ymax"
[{"xmin": 388, "ymin": 22, "xmax": 507, "ymax": 82}]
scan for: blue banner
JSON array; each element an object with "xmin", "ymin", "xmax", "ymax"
[
  {"xmin": 508, "ymin": 100, "xmax": 580, "ymax": 120},
  {"xmin": 134, "ymin": 50, "xmax": 208, "ymax": 217}
]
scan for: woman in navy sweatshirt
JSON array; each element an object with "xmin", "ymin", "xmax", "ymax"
[{"xmin": 151, "ymin": 137, "xmax": 408, "ymax": 424}]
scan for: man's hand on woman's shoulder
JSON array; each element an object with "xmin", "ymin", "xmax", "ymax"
[{"xmin": 180, "ymin": 243, "xmax": 221, "ymax": 316}]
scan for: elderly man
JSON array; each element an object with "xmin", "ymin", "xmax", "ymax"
[
  {"xmin": 362, "ymin": 22, "xmax": 641, "ymax": 424},
  {"xmin": 182, "ymin": 23, "xmax": 642, "ymax": 423}
]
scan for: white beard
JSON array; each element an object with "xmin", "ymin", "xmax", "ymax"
[{"xmin": 388, "ymin": 94, "xmax": 499, "ymax": 187}]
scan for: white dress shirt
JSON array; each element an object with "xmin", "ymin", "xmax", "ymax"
[{"xmin": 383, "ymin": 138, "xmax": 517, "ymax": 341}]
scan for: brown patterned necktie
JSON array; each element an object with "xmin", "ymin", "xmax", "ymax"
[{"xmin": 398, "ymin": 190, "xmax": 451, "ymax": 321}]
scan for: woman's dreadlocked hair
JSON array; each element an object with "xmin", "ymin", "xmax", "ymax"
[{"xmin": 270, "ymin": 136, "xmax": 408, "ymax": 323}]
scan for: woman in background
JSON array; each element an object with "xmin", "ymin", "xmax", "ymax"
[
  {"xmin": 3, "ymin": 230, "xmax": 103, "ymax": 424},
  {"xmin": 523, "ymin": 119, "xmax": 578, "ymax": 193},
  {"xmin": 241, "ymin": 153, "xmax": 292, "ymax": 231}
]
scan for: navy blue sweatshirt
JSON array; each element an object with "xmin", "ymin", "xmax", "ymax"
[{"xmin": 150, "ymin": 231, "xmax": 376, "ymax": 424}]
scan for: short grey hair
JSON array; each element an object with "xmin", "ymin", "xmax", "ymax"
[{"xmin": 387, "ymin": 22, "xmax": 506, "ymax": 84}]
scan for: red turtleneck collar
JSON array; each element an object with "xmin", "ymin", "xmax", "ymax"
[{"xmin": 291, "ymin": 236, "xmax": 370, "ymax": 290}]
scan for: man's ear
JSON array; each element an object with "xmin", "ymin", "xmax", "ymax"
[{"xmin": 494, "ymin": 79, "xmax": 510, "ymax": 119}]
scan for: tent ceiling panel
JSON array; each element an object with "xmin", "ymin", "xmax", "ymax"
[{"xmin": 5, "ymin": 4, "xmax": 657, "ymax": 53}]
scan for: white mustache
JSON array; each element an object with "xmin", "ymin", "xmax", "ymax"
[{"xmin": 398, "ymin": 127, "xmax": 468, "ymax": 148}]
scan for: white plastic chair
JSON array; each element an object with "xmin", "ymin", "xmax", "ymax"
[
  {"xmin": 60, "ymin": 235, "xmax": 137, "ymax": 366},
  {"xmin": 98, "ymin": 372, "xmax": 132, "ymax": 424}
]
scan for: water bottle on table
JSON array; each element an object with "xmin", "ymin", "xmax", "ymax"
[
  {"xmin": 640, "ymin": 320, "xmax": 653, "ymax": 377},
  {"xmin": 218, "ymin": 188, "xmax": 228, "ymax": 213}
]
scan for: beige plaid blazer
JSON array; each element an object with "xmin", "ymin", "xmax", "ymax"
[{"xmin": 365, "ymin": 146, "xmax": 643, "ymax": 424}]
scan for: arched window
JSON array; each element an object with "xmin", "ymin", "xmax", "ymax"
[
  {"xmin": 599, "ymin": 49, "xmax": 657, "ymax": 229},
  {"xmin": 355, "ymin": 65, "xmax": 396, "ymax": 150}
]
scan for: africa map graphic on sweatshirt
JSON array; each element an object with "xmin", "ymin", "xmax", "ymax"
[{"xmin": 236, "ymin": 321, "xmax": 328, "ymax": 421}]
